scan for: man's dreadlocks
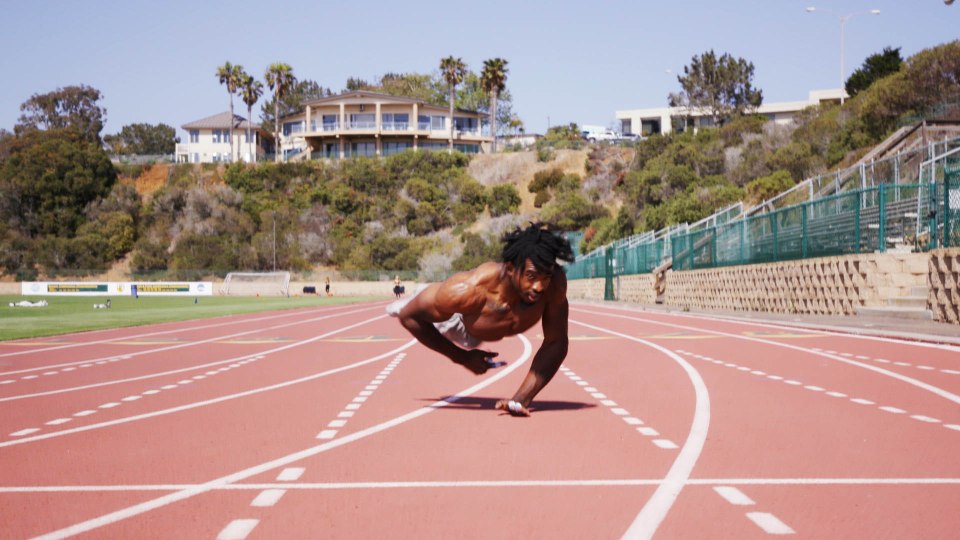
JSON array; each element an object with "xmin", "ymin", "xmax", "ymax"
[{"xmin": 500, "ymin": 222, "xmax": 575, "ymax": 272}]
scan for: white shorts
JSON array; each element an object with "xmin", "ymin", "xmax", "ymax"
[{"xmin": 386, "ymin": 284, "xmax": 481, "ymax": 350}]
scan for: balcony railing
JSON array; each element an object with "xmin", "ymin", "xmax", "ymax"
[{"xmin": 298, "ymin": 120, "xmax": 489, "ymax": 138}]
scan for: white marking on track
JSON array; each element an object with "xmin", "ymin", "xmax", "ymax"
[
  {"xmin": 10, "ymin": 428, "xmax": 40, "ymax": 437},
  {"xmin": 652, "ymin": 439, "xmax": 678, "ymax": 449},
  {"xmin": 911, "ymin": 415, "xmax": 941, "ymax": 423},
  {"xmin": 316, "ymin": 430, "xmax": 337, "ymax": 439},
  {"xmin": 713, "ymin": 486, "xmax": 755, "ymax": 505},
  {"xmin": 276, "ymin": 468, "xmax": 304, "ymax": 481},
  {"xmin": 30, "ymin": 336, "xmax": 533, "ymax": 539},
  {"xmin": 216, "ymin": 519, "xmax": 259, "ymax": 540},
  {"xmin": 46, "ymin": 419, "xmax": 71, "ymax": 426},
  {"xmin": 7, "ymin": 477, "xmax": 960, "ymax": 493},
  {"xmin": 880, "ymin": 406, "xmax": 906, "ymax": 414},
  {"xmin": 250, "ymin": 489, "xmax": 285, "ymax": 507},
  {"xmin": 745, "ymin": 512, "xmax": 795, "ymax": 535}
]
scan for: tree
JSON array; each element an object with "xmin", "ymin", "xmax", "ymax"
[
  {"xmin": 265, "ymin": 63, "xmax": 296, "ymax": 162},
  {"xmin": 669, "ymin": 50, "xmax": 763, "ymax": 126},
  {"xmin": 845, "ymin": 46, "xmax": 903, "ymax": 98},
  {"xmin": 0, "ymin": 128, "xmax": 116, "ymax": 238},
  {"xmin": 15, "ymin": 85, "xmax": 106, "ymax": 142},
  {"xmin": 440, "ymin": 56, "xmax": 467, "ymax": 152},
  {"xmin": 240, "ymin": 74, "xmax": 264, "ymax": 163},
  {"xmin": 109, "ymin": 123, "xmax": 178, "ymax": 155},
  {"xmin": 260, "ymin": 79, "xmax": 332, "ymax": 136},
  {"xmin": 481, "ymin": 58, "xmax": 509, "ymax": 152},
  {"xmin": 216, "ymin": 62, "xmax": 245, "ymax": 162}
]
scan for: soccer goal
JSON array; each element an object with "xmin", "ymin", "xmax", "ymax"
[{"xmin": 220, "ymin": 271, "xmax": 291, "ymax": 296}]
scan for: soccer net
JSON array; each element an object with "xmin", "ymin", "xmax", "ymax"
[{"xmin": 220, "ymin": 272, "xmax": 291, "ymax": 296}]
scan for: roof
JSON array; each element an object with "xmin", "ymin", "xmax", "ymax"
[{"xmin": 182, "ymin": 111, "xmax": 258, "ymax": 130}]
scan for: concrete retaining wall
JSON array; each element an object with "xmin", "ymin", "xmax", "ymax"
[
  {"xmin": 930, "ymin": 248, "xmax": 960, "ymax": 324},
  {"xmin": 567, "ymin": 251, "xmax": 959, "ymax": 325}
]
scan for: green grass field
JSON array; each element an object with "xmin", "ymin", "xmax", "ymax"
[{"xmin": 0, "ymin": 295, "xmax": 375, "ymax": 341}]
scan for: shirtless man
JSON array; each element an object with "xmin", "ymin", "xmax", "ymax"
[{"xmin": 388, "ymin": 223, "xmax": 575, "ymax": 417}]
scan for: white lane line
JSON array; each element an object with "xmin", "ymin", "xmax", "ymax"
[
  {"xmin": 0, "ymin": 327, "xmax": 410, "ymax": 450},
  {"xmin": 637, "ymin": 427, "xmax": 660, "ymax": 436},
  {"xmin": 0, "ymin": 306, "xmax": 384, "ymax": 402},
  {"xmin": 316, "ymin": 430, "xmax": 337, "ymax": 440},
  {"xmin": 216, "ymin": 519, "xmax": 259, "ymax": 540},
  {"xmin": 74, "ymin": 410, "xmax": 96, "ymax": 417},
  {"xmin": 575, "ymin": 307, "xmax": 960, "ymax": 407},
  {"xmin": 276, "ymin": 468, "xmax": 304, "ymax": 482},
  {"xmin": 880, "ymin": 406, "xmax": 906, "ymax": 414},
  {"xmin": 713, "ymin": 486, "xmax": 755, "ymax": 506},
  {"xmin": 7, "ymin": 477, "xmax": 960, "ymax": 493},
  {"xmin": 318, "ymin": 353, "xmax": 406, "ymax": 441},
  {"xmin": 30, "ymin": 336, "xmax": 532, "ymax": 540},
  {"xmin": 572, "ymin": 320, "xmax": 711, "ymax": 540},
  {"xmin": 46, "ymin": 419, "xmax": 71, "ymax": 426},
  {"xmin": 10, "ymin": 428, "xmax": 40, "ymax": 437},
  {"xmin": 99, "ymin": 403, "xmax": 121, "ymax": 409},
  {"xmin": 689, "ymin": 352, "xmax": 959, "ymax": 432},
  {"xmin": 328, "ymin": 420, "xmax": 347, "ymax": 428},
  {"xmin": 250, "ymin": 489, "xmax": 286, "ymax": 507},
  {"xmin": 624, "ymin": 417, "xmax": 644, "ymax": 425},
  {"xmin": 745, "ymin": 512, "xmax": 795, "ymax": 535},
  {"xmin": 946, "ymin": 424, "xmax": 960, "ymax": 432},
  {"xmin": 0, "ymin": 303, "xmax": 375, "ymax": 365},
  {"xmin": 652, "ymin": 439, "xmax": 678, "ymax": 449}
]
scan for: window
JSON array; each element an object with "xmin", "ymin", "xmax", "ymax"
[
  {"xmin": 454, "ymin": 144, "xmax": 480, "ymax": 154},
  {"xmin": 323, "ymin": 143, "xmax": 340, "ymax": 159},
  {"xmin": 283, "ymin": 121, "xmax": 303, "ymax": 135},
  {"xmin": 322, "ymin": 115, "xmax": 338, "ymax": 131},
  {"xmin": 454, "ymin": 117, "xmax": 476, "ymax": 132},
  {"xmin": 417, "ymin": 115, "xmax": 431, "ymax": 130},
  {"xmin": 244, "ymin": 131, "xmax": 256, "ymax": 143},
  {"xmin": 383, "ymin": 141, "xmax": 412, "ymax": 156},
  {"xmin": 349, "ymin": 114, "xmax": 375, "ymax": 129},
  {"xmin": 348, "ymin": 142, "xmax": 376, "ymax": 157},
  {"xmin": 189, "ymin": 130, "xmax": 199, "ymax": 143},
  {"xmin": 382, "ymin": 113, "xmax": 409, "ymax": 130},
  {"xmin": 431, "ymin": 116, "xmax": 446, "ymax": 130},
  {"xmin": 212, "ymin": 129, "xmax": 222, "ymax": 143}
]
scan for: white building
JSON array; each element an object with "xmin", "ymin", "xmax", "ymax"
[
  {"xmin": 615, "ymin": 89, "xmax": 845, "ymax": 136},
  {"xmin": 174, "ymin": 112, "xmax": 270, "ymax": 164}
]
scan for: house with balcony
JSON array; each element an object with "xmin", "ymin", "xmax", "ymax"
[
  {"xmin": 277, "ymin": 90, "xmax": 492, "ymax": 159},
  {"xmin": 175, "ymin": 111, "xmax": 271, "ymax": 164},
  {"xmin": 615, "ymin": 89, "xmax": 845, "ymax": 137}
]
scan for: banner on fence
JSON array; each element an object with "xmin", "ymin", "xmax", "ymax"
[{"xmin": 21, "ymin": 282, "xmax": 214, "ymax": 297}]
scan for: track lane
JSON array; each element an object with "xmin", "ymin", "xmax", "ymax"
[{"xmin": 2, "ymin": 301, "xmax": 958, "ymax": 538}]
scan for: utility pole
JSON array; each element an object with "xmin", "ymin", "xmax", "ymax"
[{"xmin": 272, "ymin": 215, "xmax": 277, "ymax": 272}]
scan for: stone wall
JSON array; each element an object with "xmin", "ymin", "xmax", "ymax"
[
  {"xmin": 929, "ymin": 248, "xmax": 960, "ymax": 324},
  {"xmin": 567, "ymin": 251, "xmax": 960, "ymax": 324}
]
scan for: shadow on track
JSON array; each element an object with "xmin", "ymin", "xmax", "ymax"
[{"xmin": 422, "ymin": 395, "xmax": 596, "ymax": 414}]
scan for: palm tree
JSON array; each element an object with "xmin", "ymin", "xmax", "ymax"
[
  {"xmin": 240, "ymin": 74, "xmax": 264, "ymax": 163},
  {"xmin": 216, "ymin": 62, "xmax": 244, "ymax": 162},
  {"xmin": 439, "ymin": 56, "xmax": 467, "ymax": 153},
  {"xmin": 480, "ymin": 58, "xmax": 508, "ymax": 153},
  {"xmin": 265, "ymin": 62, "xmax": 296, "ymax": 162}
]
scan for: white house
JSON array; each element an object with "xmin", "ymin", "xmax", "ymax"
[
  {"xmin": 175, "ymin": 112, "xmax": 270, "ymax": 164},
  {"xmin": 615, "ymin": 89, "xmax": 846, "ymax": 136}
]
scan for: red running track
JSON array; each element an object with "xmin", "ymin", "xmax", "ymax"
[{"xmin": 1, "ymin": 301, "xmax": 958, "ymax": 539}]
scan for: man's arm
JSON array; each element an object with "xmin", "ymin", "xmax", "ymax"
[
  {"xmin": 397, "ymin": 277, "xmax": 500, "ymax": 374},
  {"xmin": 498, "ymin": 274, "xmax": 569, "ymax": 416}
]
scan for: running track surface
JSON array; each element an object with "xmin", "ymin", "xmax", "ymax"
[{"xmin": 1, "ymin": 301, "xmax": 958, "ymax": 539}]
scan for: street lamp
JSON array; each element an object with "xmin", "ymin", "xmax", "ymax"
[{"xmin": 806, "ymin": 6, "xmax": 880, "ymax": 104}]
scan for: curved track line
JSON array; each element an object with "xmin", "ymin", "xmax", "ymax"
[
  {"xmin": 0, "ymin": 302, "xmax": 382, "ymax": 359},
  {"xmin": 575, "ymin": 307, "xmax": 960, "ymax": 406},
  {"xmin": 32, "ymin": 335, "xmax": 533, "ymax": 539},
  {"xmin": 574, "ymin": 302, "xmax": 960, "ymax": 352},
  {"xmin": 1, "ymin": 309, "xmax": 386, "ymax": 401},
  {"xmin": 0, "ymin": 305, "xmax": 383, "ymax": 377},
  {"xmin": 569, "ymin": 319, "xmax": 710, "ymax": 540}
]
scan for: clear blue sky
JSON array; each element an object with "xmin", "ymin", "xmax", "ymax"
[{"xmin": 1, "ymin": 0, "xmax": 956, "ymax": 139}]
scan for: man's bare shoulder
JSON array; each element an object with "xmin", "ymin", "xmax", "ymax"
[{"xmin": 435, "ymin": 262, "xmax": 503, "ymax": 314}]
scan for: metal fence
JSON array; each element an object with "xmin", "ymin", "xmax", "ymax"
[{"xmin": 565, "ymin": 142, "xmax": 960, "ymax": 280}]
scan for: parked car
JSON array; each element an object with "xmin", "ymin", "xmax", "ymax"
[
  {"xmin": 620, "ymin": 132, "xmax": 645, "ymax": 142},
  {"xmin": 581, "ymin": 125, "xmax": 620, "ymax": 143}
]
